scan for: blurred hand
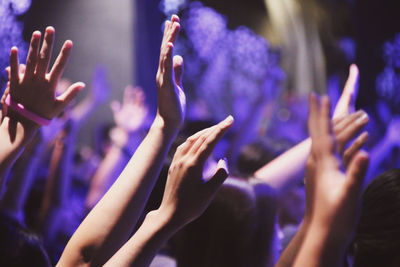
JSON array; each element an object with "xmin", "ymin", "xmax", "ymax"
[
  {"xmin": 111, "ymin": 85, "xmax": 149, "ymax": 133},
  {"xmin": 306, "ymin": 94, "xmax": 369, "ymax": 243}
]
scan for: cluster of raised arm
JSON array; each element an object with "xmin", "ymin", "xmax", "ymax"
[{"xmin": 1, "ymin": 12, "xmax": 390, "ymax": 267}]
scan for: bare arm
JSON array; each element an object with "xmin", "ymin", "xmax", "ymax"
[
  {"xmin": 58, "ymin": 15, "xmax": 186, "ymax": 267},
  {"xmin": 0, "ymin": 27, "xmax": 84, "ymax": 192},
  {"xmin": 104, "ymin": 117, "xmax": 233, "ymax": 267},
  {"xmin": 293, "ymin": 95, "xmax": 369, "ymax": 267},
  {"xmin": 256, "ymin": 65, "xmax": 361, "ymax": 198},
  {"xmin": 85, "ymin": 86, "xmax": 149, "ymax": 210},
  {"xmin": 275, "ymin": 65, "xmax": 367, "ymax": 267}
]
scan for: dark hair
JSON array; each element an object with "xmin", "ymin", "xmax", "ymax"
[
  {"xmin": 0, "ymin": 212, "xmax": 50, "ymax": 267},
  {"xmin": 174, "ymin": 177, "xmax": 277, "ymax": 267},
  {"xmin": 236, "ymin": 139, "xmax": 293, "ymax": 177},
  {"xmin": 353, "ymin": 169, "xmax": 400, "ymax": 267}
]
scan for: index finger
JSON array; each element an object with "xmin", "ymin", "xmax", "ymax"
[{"xmin": 193, "ymin": 116, "xmax": 234, "ymax": 163}]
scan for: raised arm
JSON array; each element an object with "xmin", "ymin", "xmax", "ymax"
[
  {"xmin": 85, "ymin": 85, "xmax": 149, "ymax": 210},
  {"xmin": 58, "ymin": 15, "xmax": 185, "ymax": 266},
  {"xmin": 255, "ymin": 65, "xmax": 360, "ymax": 196},
  {"xmin": 0, "ymin": 27, "xmax": 84, "ymax": 189},
  {"xmin": 104, "ymin": 116, "xmax": 233, "ymax": 267},
  {"xmin": 275, "ymin": 65, "xmax": 367, "ymax": 267},
  {"xmin": 293, "ymin": 94, "xmax": 369, "ymax": 267}
]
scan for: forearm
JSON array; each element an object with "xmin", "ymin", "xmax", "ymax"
[
  {"xmin": 0, "ymin": 139, "xmax": 45, "ymax": 222},
  {"xmin": 85, "ymin": 145, "xmax": 130, "ymax": 210},
  {"xmin": 104, "ymin": 209, "xmax": 179, "ymax": 267},
  {"xmin": 293, "ymin": 222, "xmax": 347, "ymax": 267},
  {"xmin": 59, "ymin": 116, "xmax": 178, "ymax": 266},
  {"xmin": 254, "ymin": 138, "xmax": 311, "ymax": 195},
  {"xmin": 275, "ymin": 220, "xmax": 309, "ymax": 267},
  {"xmin": 0, "ymin": 111, "xmax": 39, "ymax": 190}
]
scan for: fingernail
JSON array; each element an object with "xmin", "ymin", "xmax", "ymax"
[
  {"xmin": 357, "ymin": 112, "xmax": 369, "ymax": 124},
  {"xmin": 224, "ymin": 115, "xmax": 234, "ymax": 125}
]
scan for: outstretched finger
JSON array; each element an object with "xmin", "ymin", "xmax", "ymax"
[
  {"xmin": 123, "ymin": 85, "xmax": 135, "ymax": 105},
  {"xmin": 168, "ymin": 20, "xmax": 181, "ymax": 45},
  {"xmin": 175, "ymin": 125, "xmax": 217, "ymax": 157},
  {"xmin": 335, "ymin": 110, "xmax": 369, "ymax": 154},
  {"xmin": 24, "ymin": 31, "xmax": 41, "ymax": 80},
  {"xmin": 9, "ymin": 47, "xmax": 20, "ymax": 86},
  {"xmin": 173, "ymin": 55, "xmax": 184, "ymax": 87},
  {"xmin": 307, "ymin": 93, "xmax": 319, "ymax": 139},
  {"xmin": 55, "ymin": 82, "xmax": 85, "ymax": 114},
  {"xmin": 343, "ymin": 132, "xmax": 369, "ymax": 168},
  {"xmin": 333, "ymin": 64, "xmax": 359, "ymax": 118},
  {"xmin": 345, "ymin": 150, "xmax": 369, "ymax": 195},
  {"xmin": 49, "ymin": 40, "xmax": 73, "ymax": 87},
  {"xmin": 194, "ymin": 115, "xmax": 234, "ymax": 163},
  {"xmin": 319, "ymin": 96, "xmax": 332, "ymax": 135},
  {"xmin": 160, "ymin": 42, "xmax": 174, "ymax": 85},
  {"xmin": 36, "ymin": 26, "xmax": 55, "ymax": 77}
]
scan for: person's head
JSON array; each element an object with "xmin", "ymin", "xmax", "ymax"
[
  {"xmin": 174, "ymin": 177, "xmax": 277, "ymax": 267},
  {"xmin": 352, "ymin": 169, "xmax": 400, "ymax": 267},
  {"xmin": 0, "ymin": 212, "xmax": 50, "ymax": 267}
]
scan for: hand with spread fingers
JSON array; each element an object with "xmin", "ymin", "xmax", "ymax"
[
  {"xmin": 111, "ymin": 85, "xmax": 149, "ymax": 134},
  {"xmin": 159, "ymin": 115, "xmax": 234, "ymax": 226},
  {"xmin": 7, "ymin": 27, "xmax": 85, "ymax": 121},
  {"xmin": 294, "ymin": 95, "xmax": 369, "ymax": 267},
  {"xmin": 155, "ymin": 15, "xmax": 185, "ymax": 132}
]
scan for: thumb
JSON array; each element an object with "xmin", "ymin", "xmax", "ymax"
[
  {"xmin": 345, "ymin": 150, "xmax": 369, "ymax": 195},
  {"xmin": 204, "ymin": 158, "xmax": 229, "ymax": 194},
  {"xmin": 173, "ymin": 55, "xmax": 184, "ymax": 87},
  {"xmin": 56, "ymin": 82, "xmax": 85, "ymax": 111}
]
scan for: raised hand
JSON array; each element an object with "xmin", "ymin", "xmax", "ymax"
[
  {"xmin": 294, "ymin": 95, "xmax": 369, "ymax": 267},
  {"xmin": 111, "ymin": 85, "xmax": 149, "ymax": 133},
  {"xmin": 155, "ymin": 15, "xmax": 185, "ymax": 131},
  {"xmin": 157, "ymin": 115, "xmax": 234, "ymax": 227},
  {"xmin": 7, "ymin": 27, "xmax": 85, "ymax": 121}
]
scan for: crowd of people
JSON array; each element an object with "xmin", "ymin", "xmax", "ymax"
[{"xmin": 0, "ymin": 14, "xmax": 399, "ymax": 267}]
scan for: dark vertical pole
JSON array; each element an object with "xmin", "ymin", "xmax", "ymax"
[{"xmin": 134, "ymin": 0, "xmax": 164, "ymax": 114}]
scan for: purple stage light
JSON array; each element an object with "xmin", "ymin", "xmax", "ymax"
[
  {"xmin": 173, "ymin": 2, "xmax": 284, "ymax": 123},
  {"xmin": 0, "ymin": 0, "xmax": 31, "ymax": 92}
]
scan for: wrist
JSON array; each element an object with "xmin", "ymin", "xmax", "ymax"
[
  {"xmin": 152, "ymin": 115, "xmax": 181, "ymax": 139},
  {"xmin": 5, "ymin": 109, "xmax": 41, "ymax": 132},
  {"xmin": 145, "ymin": 209, "xmax": 181, "ymax": 238},
  {"xmin": 307, "ymin": 219, "xmax": 351, "ymax": 250}
]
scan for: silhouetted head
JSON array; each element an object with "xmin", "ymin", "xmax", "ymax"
[
  {"xmin": 0, "ymin": 212, "xmax": 50, "ymax": 267},
  {"xmin": 353, "ymin": 169, "xmax": 400, "ymax": 267},
  {"xmin": 174, "ymin": 177, "xmax": 277, "ymax": 267}
]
